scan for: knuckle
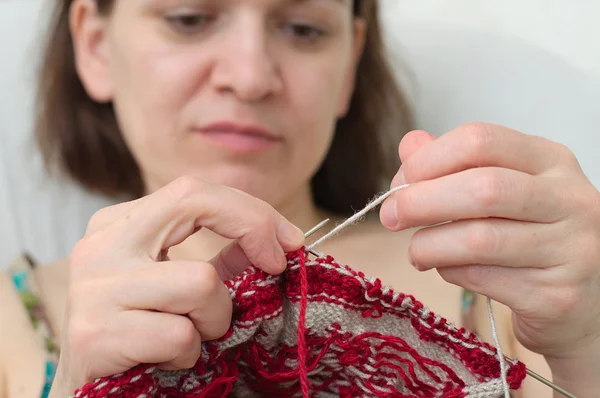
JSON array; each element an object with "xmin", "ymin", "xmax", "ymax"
[
  {"xmin": 555, "ymin": 142, "xmax": 579, "ymax": 167},
  {"xmin": 85, "ymin": 206, "xmax": 114, "ymax": 235},
  {"xmin": 471, "ymin": 170, "xmax": 505, "ymax": 208},
  {"xmin": 462, "ymin": 265, "xmax": 492, "ymax": 290},
  {"xmin": 542, "ymin": 285, "xmax": 581, "ymax": 317},
  {"xmin": 66, "ymin": 323, "xmax": 91, "ymax": 354},
  {"xmin": 69, "ymin": 235, "xmax": 113, "ymax": 272},
  {"xmin": 462, "ymin": 122, "xmax": 498, "ymax": 159},
  {"xmin": 66, "ymin": 277, "xmax": 110, "ymax": 320},
  {"xmin": 576, "ymin": 232, "xmax": 600, "ymax": 270},
  {"xmin": 167, "ymin": 175, "xmax": 208, "ymax": 201},
  {"xmin": 215, "ymin": 307, "xmax": 233, "ymax": 338},
  {"xmin": 85, "ymin": 201, "xmax": 134, "ymax": 235},
  {"xmin": 202, "ymin": 305, "xmax": 233, "ymax": 341},
  {"xmin": 589, "ymin": 234, "xmax": 600, "ymax": 266},
  {"xmin": 465, "ymin": 221, "xmax": 501, "ymax": 257},
  {"xmin": 85, "ymin": 212, "xmax": 103, "ymax": 234},
  {"xmin": 572, "ymin": 190, "xmax": 600, "ymax": 220},
  {"xmin": 396, "ymin": 189, "xmax": 419, "ymax": 225},
  {"xmin": 171, "ymin": 319, "xmax": 199, "ymax": 354},
  {"xmin": 65, "ymin": 313, "xmax": 105, "ymax": 356},
  {"xmin": 191, "ymin": 263, "xmax": 224, "ymax": 299},
  {"xmin": 70, "ymin": 238, "xmax": 98, "ymax": 268}
]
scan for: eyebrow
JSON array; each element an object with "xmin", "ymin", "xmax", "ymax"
[
  {"xmin": 291, "ymin": 0, "xmax": 346, "ymax": 5},
  {"xmin": 144, "ymin": 0, "xmax": 348, "ymax": 8}
]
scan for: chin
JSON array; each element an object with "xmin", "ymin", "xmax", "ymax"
[{"xmin": 182, "ymin": 166, "xmax": 287, "ymax": 203}]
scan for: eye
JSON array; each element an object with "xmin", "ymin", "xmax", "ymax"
[
  {"xmin": 165, "ymin": 13, "xmax": 213, "ymax": 34},
  {"xmin": 284, "ymin": 23, "xmax": 326, "ymax": 43}
]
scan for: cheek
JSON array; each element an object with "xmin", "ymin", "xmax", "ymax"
[
  {"xmin": 108, "ymin": 35, "xmax": 207, "ymax": 153},
  {"xmin": 277, "ymin": 58, "xmax": 350, "ymax": 188},
  {"xmin": 283, "ymin": 53, "xmax": 351, "ymax": 146}
]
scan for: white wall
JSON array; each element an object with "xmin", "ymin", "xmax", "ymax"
[
  {"xmin": 382, "ymin": 0, "xmax": 600, "ymax": 75},
  {"xmin": 0, "ymin": 1, "xmax": 598, "ymax": 268},
  {"xmin": 380, "ymin": 0, "xmax": 600, "ymax": 190},
  {"xmin": 0, "ymin": 0, "xmax": 115, "ymax": 268}
]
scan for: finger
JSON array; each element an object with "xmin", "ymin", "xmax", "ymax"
[
  {"xmin": 210, "ymin": 241, "xmax": 253, "ymax": 280},
  {"xmin": 436, "ymin": 265, "xmax": 568, "ymax": 319},
  {"xmin": 115, "ymin": 260, "xmax": 232, "ymax": 340},
  {"xmin": 436, "ymin": 264, "xmax": 541, "ymax": 313},
  {"xmin": 408, "ymin": 218, "xmax": 566, "ymax": 271},
  {"xmin": 112, "ymin": 176, "xmax": 305, "ymax": 274},
  {"xmin": 111, "ymin": 310, "xmax": 202, "ymax": 370},
  {"xmin": 399, "ymin": 123, "xmax": 564, "ymax": 186},
  {"xmin": 381, "ymin": 167, "xmax": 566, "ymax": 230},
  {"xmin": 398, "ymin": 130, "xmax": 436, "ymax": 164},
  {"xmin": 84, "ymin": 198, "xmax": 142, "ymax": 237}
]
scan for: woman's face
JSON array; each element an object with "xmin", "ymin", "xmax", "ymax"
[{"xmin": 73, "ymin": 0, "xmax": 364, "ymax": 209}]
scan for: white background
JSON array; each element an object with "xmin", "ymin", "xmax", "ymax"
[{"xmin": 1, "ymin": 0, "xmax": 599, "ymax": 268}]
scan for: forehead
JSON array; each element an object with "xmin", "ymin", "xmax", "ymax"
[{"xmin": 141, "ymin": 0, "xmax": 351, "ymax": 7}]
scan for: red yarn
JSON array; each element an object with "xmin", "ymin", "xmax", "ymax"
[
  {"xmin": 297, "ymin": 252, "xmax": 310, "ymax": 397},
  {"xmin": 73, "ymin": 249, "xmax": 526, "ymax": 397}
]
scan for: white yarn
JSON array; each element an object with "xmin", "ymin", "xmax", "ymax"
[
  {"xmin": 487, "ymin": 297, "xmax": 510, "ymax": 397},
  {"xmin": 308, "ymin": 184, "xmax": 511, "ymax": 397},
  {"xmin": 306, "ymin": 184, "xmax": 410, "ymax": 251}
]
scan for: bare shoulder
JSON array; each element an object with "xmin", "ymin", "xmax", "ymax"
[
  {"xmin": 0, "ymin": 256, "xmax": 68, "ymax": 398},
  {"xmin": 0, "ymin": 255, "xmax": 69, "ymax": 335},
  {"xmin": 0, "ymin": 261, "xmax": 46, "ymax": 397}
]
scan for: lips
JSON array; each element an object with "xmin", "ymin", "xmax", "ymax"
[{"xmin": 194, "ymin": 122, "xmax": 281, "ymax": 153}]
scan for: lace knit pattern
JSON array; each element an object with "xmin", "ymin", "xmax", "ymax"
[{"xmin": 73, "ymin": 249, "xmax": 526, "ymax": 397}]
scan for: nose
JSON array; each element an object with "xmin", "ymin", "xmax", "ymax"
[{"xmin": 210, "ymin": 15, "xmax": 283, "ymax": 102}]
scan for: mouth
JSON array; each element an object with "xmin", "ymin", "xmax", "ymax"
[{"xmin": 193, "ymin": 121, "xmax": 282, "ymax": 153}]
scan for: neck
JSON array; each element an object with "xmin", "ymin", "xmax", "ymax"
[{"xmin": 167, "ymin": 183, "xmax": 330, "ymax": 262}]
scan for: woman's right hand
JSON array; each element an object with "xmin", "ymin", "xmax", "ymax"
[{"xmin": 49, "ymin": 176, "xmax": 305, "ymax": 397}]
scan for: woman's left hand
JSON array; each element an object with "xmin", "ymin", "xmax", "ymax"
[{"xmin": 380, "ymin": 123, "xmax": 600, "ymax": 390}]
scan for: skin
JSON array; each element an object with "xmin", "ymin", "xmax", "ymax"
[{"xmin": 1, "ymin": 0, "xmax": 599, "ymax": 397}]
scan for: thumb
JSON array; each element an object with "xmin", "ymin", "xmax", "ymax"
[
  {"xmin": 209, "ymin": 241, "xmax": 263, "ymax": 281},
  {"xmin": 399, "ymin": 130, "xmax": 436, "ymax": 164}
]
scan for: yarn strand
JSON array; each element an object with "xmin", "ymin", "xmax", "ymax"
[
  {"xmin": 488, "ymin": 297, "xmax": 510, "ymax": 397},
  {"xmin": 307, "ymin": 184, "xmax": 511, "ymax": 396},
  {"xmin": 73, "ymin": 185, "xmax": 527, "ymax": 398},
  {"xmin": 306, "ymin": 184, "xmax": 409, "ymax": 251},
  {"xmin": 297, "ymin": 253, "xmax": 311, "ymax": 397}
]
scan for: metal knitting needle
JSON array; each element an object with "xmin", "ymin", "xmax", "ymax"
[
  {"xmin": 304, "ymin": 219, "xmax": 576, "ymax": 397},
  {"xmin": 304, "ymin": 218, "xmax": 330, "ymax": 257},
  {"xmin": 505, "ymin": 357, "xmax": 577, "ymax": 398},
  {"xmin": 524, "ymin": 368, "xmax": 576, "ymax": 398}
]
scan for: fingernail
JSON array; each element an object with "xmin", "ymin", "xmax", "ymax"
[
  {"xmin": 277, "ymin": 218, "xmax": 305, "ymax": 248},
  {"xmin": 391, "ymin": 169, "xmax": 406, "ymax": 188},
  {"xmin": 380, "ymin": 199, "xmax": 399, "ymax": 229}
]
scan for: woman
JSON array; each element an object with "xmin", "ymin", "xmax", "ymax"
[{"xmin": 1, "ymin": 0, "xmax": 599, "ymax": 396}]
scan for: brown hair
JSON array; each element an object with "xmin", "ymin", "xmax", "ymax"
[{"xmin": 35, "ymin": 0, "xmax": 413, "ymax": 215}]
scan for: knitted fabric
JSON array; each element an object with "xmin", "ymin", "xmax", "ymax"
[{"xmin": 73, "ymin": 249, "xmax": 526, "ymax": 397}]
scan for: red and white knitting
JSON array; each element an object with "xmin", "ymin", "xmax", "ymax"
[{"xmin": 73, "ymin": 249, "xmax": 526, "ymax": 397}]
